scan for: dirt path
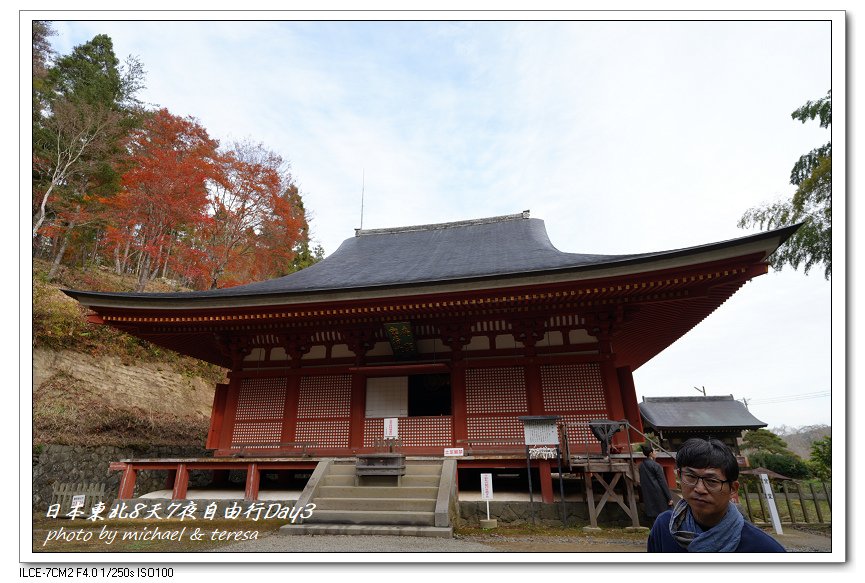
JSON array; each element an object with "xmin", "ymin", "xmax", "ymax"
[
  {"xmin": 460, "ymin": 535, "xmax": 644, "ymax": 552},
  {"xmin": 459, "ymin": 525, "xmax": 831, "ymax": 553}
]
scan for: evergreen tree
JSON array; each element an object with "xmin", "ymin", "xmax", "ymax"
[
  {"xmin": 32, "ymin": 30, "xmax": 145, "ymax": 278},
  {"xmin": 739, "ymin": 91, "xmax": 831, "ymax": 278}
]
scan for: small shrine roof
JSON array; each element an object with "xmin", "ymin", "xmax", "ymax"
[
  {"xmin": 63, "ymin": 211, "xmax": 798, "ymax": 308},
  {"xmin": 639, "ymin": 395, "xmax": 768, "ymax": 431}
]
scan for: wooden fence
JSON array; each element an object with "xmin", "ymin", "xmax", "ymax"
[
  {"xmin": 50, "ymin": 482, "xmax": 106, "ymax": 517},
  {"xmin": 738, "ymin": 480, "xmax": 831, "ymax": 525}
]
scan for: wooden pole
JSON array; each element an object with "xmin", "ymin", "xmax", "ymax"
[
  {"xmin": 809, "ymin": 482, "xmax": 824, "ymax": 523},
  {"xmin": 796, "ymin": 481, "xmax": 810, "ymax": 523},
  {"xmin": 585, "ymin": 471, "xmax": 598, "ymax": 528},
  {"xmin": 244, "ymin": 463, "xmax": 260, "ymax": 501},
  {"xmin": 118, "ymin": 466, "xmax": 137, "ymax": 500},
  {"xmin": 742, "ymin": 482, "xmax": 754, "ymax": 522},
  {"xmin": 782, "ymin": 481, "xmax": 796, "ymax": 524},
  {"xmin": 172, "ymin": 464, "xmax": 189, "ymax": 500},
  {"xmin": 756, "ymin": 483, "xmax": 767, "ymax": 523}
]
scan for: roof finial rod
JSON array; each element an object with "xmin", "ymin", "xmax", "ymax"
[{"xmin": 360, "ymin": 169, "xmax": 365, "ymax": 231}]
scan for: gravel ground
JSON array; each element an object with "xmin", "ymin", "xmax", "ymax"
[
  {"xmin": 214, "ymin": 532, "xmax": 499, "ymax": 553},
  {"xmin": 212, "ymin": 526, "xmax": 830, "ymax": 554}
]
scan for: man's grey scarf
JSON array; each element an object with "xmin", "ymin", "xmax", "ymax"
[{"xmin": 668, "ymin": 499, "xmax": 744, "ymax": 552}]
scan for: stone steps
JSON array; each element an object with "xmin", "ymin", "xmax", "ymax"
[
  {"xmin": 304, "ymin": 509, "xmax": 437, "ymax": 526},
  {"xmin": 329, "ymin": 462, "xmax": 441, "ymax": 476},
  {"xmin": 317, "ymin": 485, "xmax": 439, "ymax": 499},
  {"xmin": 320, "ymin": 474, "xmax": 440, "ymax": 487},
  {"xmin": 313, "ymin": 496, "xmax": 436, "ymax": 512},
  {"xmin": 281, "ymin": 458, "xmax": 456, "ymax": 536}
]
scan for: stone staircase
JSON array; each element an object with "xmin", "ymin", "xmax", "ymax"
[{"xmin": 280, "ymin": 458, "xmax": 457, "ymax": 537}]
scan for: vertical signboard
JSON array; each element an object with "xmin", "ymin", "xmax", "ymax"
[
  {"xmin": 480, "ymin": 473, "xmax": 494, "ymax": 500},
  {"xmin": 384, "ymin": 417, "xmax": 399, "ymax": 439},
  {"xmin": 759, "ymin": 473, "xmax": 783, "ymax": 535}
]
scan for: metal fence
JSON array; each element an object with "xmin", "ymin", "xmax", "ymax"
[{"xmin": 738, "ymin": 480, "xmax": 831, "ymax": 525}]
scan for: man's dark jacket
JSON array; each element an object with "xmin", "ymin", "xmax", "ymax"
[
  {"xmin": 639, "ymin": 457, "xmax": 673, "ymax": 519},
  {"xmin": 647, "ymin": 509, "xmax": 786, "ymax": 552}
]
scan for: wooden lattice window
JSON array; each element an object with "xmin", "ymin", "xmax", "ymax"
[{"xmin": 230, "ymin": 377, "xmax": 287, "ymax": 448}]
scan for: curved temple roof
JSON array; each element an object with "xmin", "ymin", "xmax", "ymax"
[
  {"xmin": 64, "ymin": 211, "xmax": 799, "ymax": 306},
  {"xmin": 639, "ymin": 395, "xmax": 768, "ymax": 431}
]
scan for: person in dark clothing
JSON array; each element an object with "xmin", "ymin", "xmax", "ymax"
[
  {"xmin": 639, "ymin": 445, "xmax": 674, "ymax": 526},
  {"xmin": 647, "ymin": 438, "xmax": 785, "ymax": 553}
]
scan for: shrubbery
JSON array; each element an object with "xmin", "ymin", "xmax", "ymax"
[{"xmin": 747, "ymin": 451, "xmax": 812, "ymax": 479}]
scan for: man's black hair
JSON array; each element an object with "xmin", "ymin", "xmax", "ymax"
[
  {"xmin": 675, "ymin": 438, "xmax": 739, "ymax": 482},
  {"xmin": 641, "ymin": 444, "xmax": 654, "ymax": 456}
]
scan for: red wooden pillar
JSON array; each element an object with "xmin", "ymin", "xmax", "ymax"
[
  {"xmin": 349, "ymin": 373, "xmax": 366, "ymax": 451},
  {"xmin": 658, "ymin": 458, "xmax": 677, "ymax": 490},
  {"xmin": 525, "ymin": 358, "xmax": 553, "ymax": 502},
  {"xmin": 206, "ymin": 383, "xmax": 229, "ymax": 449},
  {"xmin": 616, "ymin": 366, "xmax": 643, "ymax": 442},
  {"xmin": 599, "ymin": 359, "xmax": 627, "ymax": 446},
  {"xmin": 118, "ymin": 466, "xmax": 137, "ymax": 499},
  {"xmin": 244, "ymin": 463, "xmax": 260, "ymax": 501},
  {"xmin": 451, "ymin": 361, "xmax": 467, "ymax": 445},
  {"xmin": 539, "ymin": 460, "xmax": 554, "ymax": 503},
  {"xmin": 282, "ymin": 373, "xmax": 300, "ymax": 444},
  {"xmin": 172, "ymin": 464, "xmax": 189, "ymax": 499},
  {"xmin": 218, "ymin": 375, "xmax": 242, "ymax": 450},
  {"xmin": 525, "ymin": 361, "xmax": 544, "ymax": 414}
]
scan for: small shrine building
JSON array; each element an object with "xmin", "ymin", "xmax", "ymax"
[
  {"xmin": 638, "ymin": 394, "xmax": 770, "ymax": 486},
  {"xmin": 64, "ymin": 212, "xmax": 796, "ymax": 504}
]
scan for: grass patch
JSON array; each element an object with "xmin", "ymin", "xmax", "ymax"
[
  {"xmin": 454, "ymin": 524, "xmax": 648, "ymax": 540},
  {"xmin": 32, "ymin": 260, "xmax": 226, "ymax": 384}
]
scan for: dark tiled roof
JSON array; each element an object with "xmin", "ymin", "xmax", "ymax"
[
  {"xmin": 62, "ymin": 212, "xmax": 800, "ymax": 303},
  {"xmin": 639, "ymin": 395, "xmax": 768, "ymax": 431}
]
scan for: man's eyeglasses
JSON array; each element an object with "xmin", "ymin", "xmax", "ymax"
[{"xmin": 678, "ymin": 470, "xmax": 731, "ymax": 493}]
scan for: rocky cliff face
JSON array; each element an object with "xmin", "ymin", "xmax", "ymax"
[
  {"xmin": 33, "ymin": 348, "xmax": 216, "ymax": 418},
  {"xmin": 33, "ymin": 347, "xmax": 220, "ymax": 448}
]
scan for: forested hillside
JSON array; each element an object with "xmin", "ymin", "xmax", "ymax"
[
  {"xmin": 32, "ymin": 22, "xmax": 323, "ymax": 292},
  {"xmin": 30, "ymin": 22, "xmax": 321, "ymax": 448}
]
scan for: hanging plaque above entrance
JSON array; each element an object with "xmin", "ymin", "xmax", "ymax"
[{"xmin": 384, "ymin": 321, "xmax": 418, "ymax": 359}]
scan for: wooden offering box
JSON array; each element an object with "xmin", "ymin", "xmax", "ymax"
[{"xmin": 355, "ymin": 453, "xmax": 407, "ymax": 486}]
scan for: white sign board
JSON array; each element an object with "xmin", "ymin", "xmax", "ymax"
[
  {"xmin": 384, "ymin": 417, "xmax": 399, "ymax": 439},
  {"xmin": 444, "ymin": 447, "xmax": 464, "ymax": 457},
  {"xmin": 522, "ymin": 421, "xmax": 559, "ymax": 446},
  {"xmin": 480, "ymin": 473, "xmax": 494, "ymax": 500},
  {"xmin": 759, "ymin": 473, "xmax": 783, "ymax": 535},
  {"xmin": 70, "ymin": 495, "xmax": 86, "ymax": 508}
]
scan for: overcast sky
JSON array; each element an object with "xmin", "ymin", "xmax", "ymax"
[{"xmin": 41, "ymin": 16, "xmax": 837, "ymax": 430}]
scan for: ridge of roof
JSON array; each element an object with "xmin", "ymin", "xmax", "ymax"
[
  {"xmin": 354, "ymin": 210, "xmax": 531, "ymax": 237},
  {"xmin": 643, "ymin": 395, "xmax": 735, "ymax": 403}
]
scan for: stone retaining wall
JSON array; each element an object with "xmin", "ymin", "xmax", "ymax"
[
  {"xmin": 458, "ymin": 500, "xmax": 638, "ymax": 528},
  {"xmin": 32, "ymin": 444, "xmax": 209, "ymax": 510}
]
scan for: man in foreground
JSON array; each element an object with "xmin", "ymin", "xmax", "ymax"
[{"xmin": 647, "ymin": 437, "xmax": 785, "ymax": 552}]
